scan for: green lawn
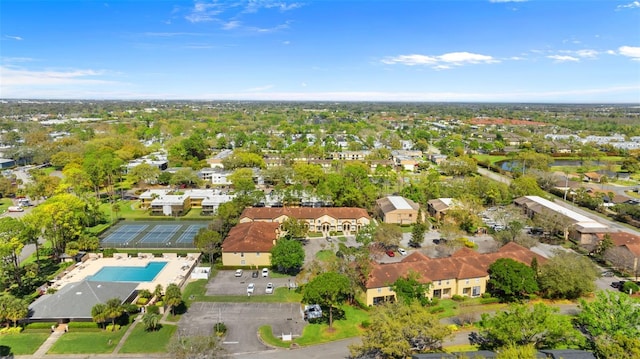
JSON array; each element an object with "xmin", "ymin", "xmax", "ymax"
[
  {"xmin": 0, "ymin": 198, "xmax": 12, "ymax": 214},
  {"xmin": 48, "ymin": 328, "xmax": 128, "ymax": 354},
  {"xmin": 118, "ymin": 324, "xmax": 177, "ymax": 353},
  {"xmin": 0, "ymin": 333, "xmax": 50, "ymax": 356},
  {"xmin": 315, "ymin": 250, "xmax": 334, "ymax": 262},
  {"xmin": 293, "ymin": 305, "xmax": 370, "ymax": 346}
]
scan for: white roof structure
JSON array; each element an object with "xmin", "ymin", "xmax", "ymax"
[
  {"xmin": 388, "ymin": 196, "xmax": 413, "ymax": 210},
  {"xmin": 522, "ymin": 196, "xmax": 608, "ymax": 230}
]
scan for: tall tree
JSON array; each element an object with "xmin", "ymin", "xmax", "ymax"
[
  {"xmin": 29, "ymin": 193, "xmax": 87, "ymax": 258},
  {"xmin": 0, "ymin": 217, "xmax": 27, "ymax": 287},
  {"xmin": 270, "ymin": 239, "xmax": 305, "ymax": 275},
  {"xmin": 91, "ymin": 303, "xmax": 107, "ymax": 329},
  {"xmin": 538, "ymin": 251, "xmax": 597, "ymax": 299},
  {"xmin": 165, "ymin": 283, "xmax": 183, "ymax": 315},
  {"xmin": 391, "ymin": 272, "xmax": 431, "ymax": 305},
  {"xmin": 349, "ymin": 301, "xmax": 453, "ymax": 358},
  {"xmin": 576, "ymin": 291, "xmax": 640, "ymax": 357},
  {"xmin": 193, "ymin": 228, "xmax": 222, "ymax": 264},
  {"xmin": 474, "ymin": 303, "xmax": 584, "ymax": 350},
  {"xmin": 104, "ymin": 298, "xmax": 124, "ymax": 331},
  {"xmin": 302, "ymin": 272, "xmax": 351, "ymax": 329},
  {"xmin": 487, "ymin": 258, "xmax": 538, "ymax": 302}
]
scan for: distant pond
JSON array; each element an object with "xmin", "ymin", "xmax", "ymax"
[{"xmin": 498, "ymin": 159, "xmax": 614, "ymax": 171}]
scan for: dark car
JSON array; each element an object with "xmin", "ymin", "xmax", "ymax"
[
  {"xmin": 385, "ymin": 250, "xmax": 395, "ymax": 257},
  {"xmin": 611, "ymin": 281, "xmax": 627, "ymax": 289},
  {"xmin": 252, "ymin": 270, "xmax": 259, "ymax": 278}
]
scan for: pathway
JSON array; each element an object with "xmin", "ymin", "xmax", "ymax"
[
  {"xmin": 111, "ymin": 314, "xmax": 141, "ymax": 354},
  {"xmin": 31, "ymin": 327, "xmax": 65, "ymax": 358}
]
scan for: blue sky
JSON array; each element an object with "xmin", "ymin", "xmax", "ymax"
[{"xmin": 1, "ymin": 0, "xmax": 639, "ymax": 102}]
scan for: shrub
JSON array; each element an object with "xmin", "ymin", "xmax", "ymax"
[
  {"xmin": 139, "ymin": 289, "xmax": 153, "ymax": 299},
  {"xmin": 429, "ymin": 306, "xmax": 445, "ymax": 314},
  {"xmin": 213, "ymin": 322, "xmax": 227, "ymax": 336},
  {"xmin": 360, "ymin": 320, "xmax": 371, "ymax": 329},
  {"xmin": 480, "ymin": 297, "xmax": 501, "ymax": 305},
  {"xmin": 447, "ymin": 324, "xmax": 459, "ymax": 332},
  {"xmin": 452, "ymin": 294, "xmax": 466, "ymax": 302},
  {"xmin": 24, "ymin": 322, "xmax": 58, "ymax": 330},
  {"xmin": 105, "ymin": 324, "xmax": 121, "ymax": 331},
  {"xmin": 622, "ymin": 281, "xmax": 640, "ymax": 294},
  {"xmin": 123, "ymin": 303, "xmax": 139, "ymax": 314},
  {"xmin": 481, "ymin": 292, "xmax": 492, "ymax": 299},
  {"xmin": 428, "ymin": 297, "xmax": 440, "ymax": 307},
  {"xmin": 68, "ymin": 322, "xmax": 102, "ymax": 329},
  {"xmin": 146, "ymin": 305, "xmax": 160, "ymax": 315},
  {"xmin": 0, "ymin": 327, "xmax": 23, "ymax": 334},
  {"xmin": 137, "ymin": 298, "xmax": 149, "ymax": 305}
]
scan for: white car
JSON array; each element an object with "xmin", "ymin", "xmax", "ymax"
[
  {"xmin": 235, "ymin": 269, "xmax": 243, "ymax": 277},
  {"xmin": 262, "ymin": 268, "xmax": 269, "ymax": 277},
  {"xmin": 265, "ymin": 282, "xmax": 274, "ymax": 294},
  {"xmin": 247, "ymin": 283, "xmax": 255, "ymax": 294},
  {"xmin": 398, "ymin": 248, "xmax": 407, "ymax": 256}
]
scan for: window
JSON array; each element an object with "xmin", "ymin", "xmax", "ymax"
[
  {"xmin": 241, "ymin": 260, "xmax": 245, "ymax": 265},
  {"xmin": 377, "ymin": 288, "xmax": 382, "ymax": 293},
  {"xmin": 465, "ymin": 279, "xmax": 470, "ymax": 284},
  {"xmin": 476, "ymin": 278, "xmax": 480, "ymax": 283},
  {"xmin": 438, "ymin": 280, "xmax": 442, "ymax": 286},
  {"xmin": 472, "ymin": 286, "xmax": 481, "ymax": 297},
  {"xmin": 241, "ymin": 252, "xmax": 244, "ymax": 257},
  {"xmin": 463, "ymin": 287, "xmax": 471, "ymax": 296},
  {"xmin": 446, "ymin": 280, "xmax": 450, "ymax": 285},
  {"xmin": 256, "ymin": 252, "xmax": 260, "ymax": 256}
]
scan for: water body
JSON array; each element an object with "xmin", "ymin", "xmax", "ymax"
[{"xmin": 499, "ymin": 159, "xmax": 612, "ymax": 171}]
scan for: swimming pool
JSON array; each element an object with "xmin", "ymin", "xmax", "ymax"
[{"xmin": 88, "ymin": 262, "xmax": 167, "ymax": 282}]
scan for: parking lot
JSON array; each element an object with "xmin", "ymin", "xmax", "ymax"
[
  {"xmin": 178, "ymin": 302, "xmax": 305, "ymax": 354},
  {"xmin": 206, "ymin": 269, "xmax": 298, "ymax": 296}
]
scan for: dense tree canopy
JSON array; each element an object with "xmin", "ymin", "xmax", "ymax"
[
  {"xmin": 487, "ymin": 258, "xmax": 538, "ymax": 302},
  {"xmin": 349, "ymin": 301, "xmax": 453, "ymax": 358},
  {"xmin": 474, "ymin": 303, "xmax": 584, "ymax": 350},
  {"xmin": 270, "ymin": 239, "xmax": 305, "ymax": 275},
  {"xmin": 537, "ymin": 251, "xmax": 598, "ymax": 299},
  {"xmin": 302, "ymin": 272, "xmax": 351, "ymax": 329}
]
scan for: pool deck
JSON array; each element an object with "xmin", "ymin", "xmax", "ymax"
[{"xmin": 51, "ymin": 252, "xmax": 202, "ymax": 291}]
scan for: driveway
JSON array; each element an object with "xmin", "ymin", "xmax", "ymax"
[
  {"xmin": 178, "ymin": 302, "xmax": 305, "ymax": 355},
  {"xmin": 206, "ymin": 270, "xmax": 298, "ymax": 296}
]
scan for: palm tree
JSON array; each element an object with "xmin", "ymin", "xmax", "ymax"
[
  {"xmin": 104, "ymin": 298, "xmax": 124, "ymax": 331},
  {"xmin": 7, "ymin": 297, "xmax": 28, "ymax": 327},
  {"xmin": 164, "ymin": 284, "xmax": 182, "ymax": 315},
  {"xmin": 142, "ymin": 312, "xmax": 161, "ymax": 331},
  {"xmin": 91, "ymin": 303, "xmax": 107, "ymax": 329}
]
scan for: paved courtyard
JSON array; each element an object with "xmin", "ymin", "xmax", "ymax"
[
  {"xmin": 206, "ymin": 269, "xmax": 298, "ymax": 295},
  {"xmin": 178, "ymin": 302, "xmax": 305, "ymax": 354}
]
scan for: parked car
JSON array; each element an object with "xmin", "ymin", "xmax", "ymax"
[
  {"xmin": 601, "ymin": 271, "xmax": 615, "ymax": 277},
  {"xmin": 386, "ymin": 250, "xmax": 395, "ymax": 257},
  {"xmin": 7, "ymin": 206, "xmax": 24, "ymax": 212},
  {"xmin": 262, "ymin": 268, "xmax": 269, "ymax": 277},
  {"xmin": 398, "ymin": 248, "xmax": 407, "ymax": 256},
  {"xmin": 611, "ymin": 281, "xmax": 627, "ymax": 289},
  {"xmin": 235, "ymin": 269, "xmax": 243, "ymax": 277},
  {"xmin": 247, "ymin": 283, "xmax": 255, "ymax": 294},
  {"xmin": 304, "ymin": 304, "xmax": 322, "ymax": 320},
  {"xmin": 265, "ymin": 283, "xmax": 274, "ymax": 294},
  {"xmin": 326, "ymin": 236, "xmax": 332, "ymax": 242},
  {"xmin": 252, "ymin": 270, "xmax": 259, "ymax": 278}
]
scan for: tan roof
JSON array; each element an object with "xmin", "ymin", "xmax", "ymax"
[
  {"xmin": 366, "ymin": 242, "xmax": 546, "ymax": 289},
  {"xmin": 427, "ymin": 198, "xmax": 452, "ymax": 212},
  {"xmin": 222, "ymin": 222, "xmax": 279, "ymax": 253},
  {"xmin": 240, "ymin": 207, "xmax": 370, "ymax": 221},
  {"xmin": 597, "ymin": 232, "xmax": 640, "ymax": 256}
]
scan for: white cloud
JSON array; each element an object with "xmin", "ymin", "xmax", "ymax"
[
  {"xmin": 575, "ymin": 49, "xmax": 598, "ymax": 58},
  {"xmin": 4, "ymin": 35, "xmax": 23, "ymax": 41},
  {"xmin": 0, "ymin": 66, "xmax": 114, "ymax": 87},
  {"xmin": 223, "ymin": 20, "xmax": 241, "ymax": 30},
  {"xmin": 619, "ymin": 46, "xmax": 640, "ymax": 60},
  {"xmin": 245, "ymin": 85, "xmax": 274, "ymax": 92},
  {"xmin": 185, "ymin": 2, "xmax": 223, "ymax": 23},
  {"xmin": 382, "ymin": 52, "xmax": 498, "ymax": 69},
  {"xmin": 617, "ymin": 1, "xmax": 640, "ymax": 10},
  {"xmin": 547, "ymin": 55, "xmax": 580, "ymax": 62}
]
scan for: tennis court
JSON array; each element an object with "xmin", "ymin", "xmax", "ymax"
[{"xmin": 100, "ymin": 221, "xmax": 210, "ymax": 249}]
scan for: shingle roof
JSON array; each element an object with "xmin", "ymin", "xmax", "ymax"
[
  {"xmin": 376, "ymin": 196, "xmax": 419, "ymax": 213},
  {"xmin": 240, "ymin": 207, "xmax": 370, "ymax": 221},
  {"xmin": 222, "ymin": 221, "xmax": 279, "ymax": 253},
  {"xmin": 28, "ymin": 280, "xmax": 138, "ymax": 321}
]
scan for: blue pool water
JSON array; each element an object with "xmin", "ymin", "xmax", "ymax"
[{"xmin": 88, "ymin": 262, "xmax": 167, "ymax": 282}]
